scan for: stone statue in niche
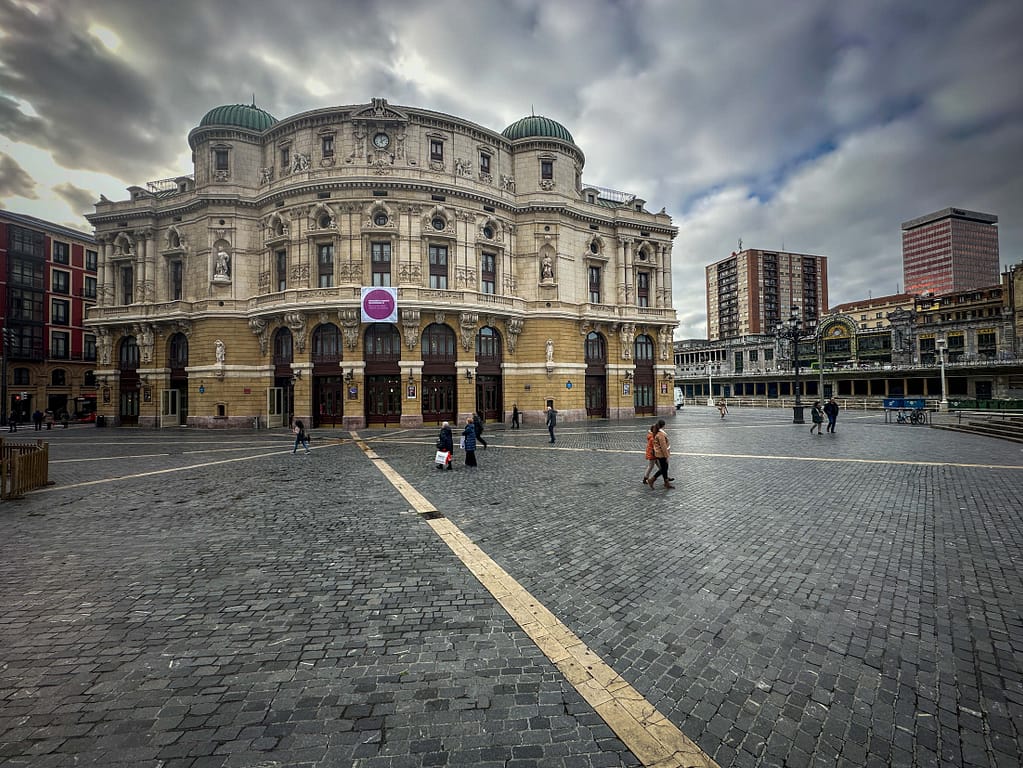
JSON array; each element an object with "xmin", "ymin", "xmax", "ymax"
[
  {"xmin": 215, "ymin": 339, "xmax": 226, "ymax": 365},
  {"xmin": 541, "ymin": 254, "xmax": 554, "ymax": 281},
  {"xmin": 214, "ymin": 248, "xmax": 231, "ymax": 278},
  {"xmin": 545, "ymin": 338, "xmax": 554, "ymax": 364}
]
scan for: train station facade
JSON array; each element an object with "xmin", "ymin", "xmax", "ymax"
[{"xmin": 85, "ymin": 99, "xmax": 678, "ymax": 429}]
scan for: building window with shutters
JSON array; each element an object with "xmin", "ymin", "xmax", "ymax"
[
  {"xmin": 588, "ymin": 265, "xmax": 601, "ymax": 303},
  {"xmin": 317, "ymin": 243, "xmax": 334, "ymax": 287},
  {"xmin": 637, "ymin": 271, "xmax": 649, "ymax": 307},
  {"xmin": 371, "ymin": 242, "xmax": 391, "ymax": 286},
  {"xmin": 430, "ymin": 139, "xmax": 444, "ymax": 162},
  {"xmin": 275, "ymin": 250, "xmax": 287, "ymax": 292},
  {"xmin": 429, "ymin": 244, "xmax": 448, "ymax": 289},
  {"xmin": 481, "ymin": 252, "xmax": 495, "ymax": 294}
]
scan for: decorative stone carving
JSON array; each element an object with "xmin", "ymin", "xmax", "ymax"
[
  {"xmin": 284, "ymin": 312, "xmax": 307, "ymax": 352},
  {"xmin": 459, "ymin": 312, "xmax": 478, "ymax": 351},
  {"xmin": 136, "ymin": 323, "xmax": 154, "ymax": 364},
  {"xmin": 658, "ymin": 326, "xmax": 674, "ymax": 360},
  {"xmin": 539, "ymin": 179, "xmax": 554, "ymax": 191},
  {"xmin": 434, "ymin": 312, "xmax": 446, "ymax": 325},
  {"xmin": 545, "ymin": 338, "xmax": 554, "ymax": 364},
  {"xmin": 260, "ymin": 166, "xmax": 274, "ymax": 184},
  {"xmin": 455, "ymin": 158, "xmax": 472, "ymax": 177},
  {"xmin": 290, "ymin": 264, "xmax": 310, "ymax": 281},
  {"xmin": 398, "ymin": 263, "xmax": 423, "ymax": 282},
  {"xmin": 97, "ymin": 327, "xmax": 112, "ymax": 365},
  {"xmin": 215, "ymin": 339, "xmax": 226, "ymax": 365},
  {"xmin": 479, "ymin": 171, "xmax": 492, "ymax": 184},
  {"xmin": 249, "ymin": 317, "xmax": 269, "ymax": 356},
  {"xmin": 429, "ymin": 160, "xmax": 445, "ymax": 172},
  {"xmin": 214, "ymin": 247, "xmax": 231, "ymax": 279},
  {"xmin": 292, "ymin": 152, "xmax": 310, "ymax": 173},
  {"xmin": 540, "ymin": 253, "xmax": 554, "ymax": 281},
  {"xmin": 401, "ymin": 309, "xmax": 421, "ymax": 350},
  {"xmin": 619, "ymin": 323, "xmax": 635, "ymax": 359},
  {"xmin": 505, "ymin": 318, "xmax": 523, "ymax": 353},
  {"xmin": 500, "ymin": 174, "xmax": 515, "ymax": 191},
  {"xmin": 339, "ymin": 308, "xmax": 360, "ymax": 350},
  {"xmin": 214, "ymin": 170, "xmax": 229, "ymax": 182}
]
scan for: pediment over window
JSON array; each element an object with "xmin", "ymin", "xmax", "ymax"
[{"xmin": 350, "ymin": 98, "xmax": 410, "ymax": 125}]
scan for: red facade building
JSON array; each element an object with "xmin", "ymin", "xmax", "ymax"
[
  {"xmin": 902, "ymin": 208, "xmax": 999, "ymax": 296},
  {"xmin": 0, "ymin": 211, "xmax": 98, "ymax": 424}
]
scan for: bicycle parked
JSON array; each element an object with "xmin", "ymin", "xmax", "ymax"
[{"xmin": 896, "ymin": 408, "xmax": 926, "ymax": 424}]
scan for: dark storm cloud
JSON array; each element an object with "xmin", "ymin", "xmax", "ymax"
[
  {"xmin": 1, "ymin": 0, "xmax": 1020, "ymax": 338},
  {"xmin": 0, "ymin": 153, "xmax": 37, "ymax": 200},
  {"xmin": 53, "ymin": 182, "xmax": 97, "ymax": 215}
]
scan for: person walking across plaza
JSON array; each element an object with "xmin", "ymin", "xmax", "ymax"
[
  {"xmin": 436, "ymin": 421, "xmax": 454, "ymax": 470},
  {"xmin": 462, "ymin": 415, "xmax": 478, "ymax": 468},
  {"xmin": 642, "ymin": 424, "xmax": 658, "ymax": 485},
  {"xmin": 33, "ymin": 409, "xmax": 44, "ymax": 431},
  {"xmin": 473, "ymin": 410, "xmax": 488, "ymax": 449},
  {"xmin": 716, "ymin": 398, "xmax": 728, "ymax": 418},
  {"xmin": 545, "ymin": 405, "xmax": 557, "ymax": 444},
  {"xmin": 824, "ymin": 397, "xmax": 839, "ymax": 433},
  {"xmin": 511, "ymin": 403, "xmax": 520, "ymax": 429},
  {"xmin": 646, "ymin": 419, "xmax": 674, "ymax": 489},
  {"xmin": 7, "ymin": 412, "xmax": 17, "ymax": 432},
  {"xmin": 810, "ymin": 401, "xmax": 824, "ymax": 435},
  {"xmin": 292, "ymin": 419, "xmax": 311, "ymax": 453}
]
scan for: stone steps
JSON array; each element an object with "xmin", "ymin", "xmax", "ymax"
[{"xmin": 931, "ymin": 416, "xmax": 1023, "ymax": 443}]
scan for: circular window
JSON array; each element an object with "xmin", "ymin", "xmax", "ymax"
[
  {"xmin": 374, "ymin": 213, "xmax": 388, "ymax": 226},
  {"xmin": 483, "ymin": 226, "xmax": 494, "ymax": 239},
  {"xmin": 589, "ymin": 241, "xmax": 599, "ymax": 254},
  {"xmin": 432, "ymin": 217, "xmax": 446, "ymax": 231}
]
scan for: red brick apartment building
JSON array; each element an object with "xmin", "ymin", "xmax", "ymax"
[{"xmin": 0, "ymin": 211, "xmax": 98, "ymax": 425}]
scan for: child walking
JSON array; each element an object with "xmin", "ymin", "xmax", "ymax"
[{"xmin": 293, "ymin": 420, "xmax": 311, "ymax": 453}]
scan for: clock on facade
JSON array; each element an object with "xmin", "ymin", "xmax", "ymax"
[{"xmin": 373, "ymin": 132, "xmax": 390, "ymax": 149}]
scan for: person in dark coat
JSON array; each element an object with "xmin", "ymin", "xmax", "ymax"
[
  {"xmin": 33, "ymin": 409, "xmax": 44, "ymax": 431},
  {"xmin": 511, "ymin": 404, "xmax": 520, "ymax": 429},
  {"xmin": 824, "ymin": 397, "xmax": 839, "ymax": 433},
  {"xmin": 462, "ymin": 416, "xmax": 478, "ymax": 467},
  {"xmin": 436, "ymin": 421, "xmax": 454, "ymax": 470},
  {"xmin": 473, "ymin": 410, "xmax": 488, "ymax": 449},
  {"xmin": 546, "ymin": 406, "xmax": 557, "ymax": 444}
]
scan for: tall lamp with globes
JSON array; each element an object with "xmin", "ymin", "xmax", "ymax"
[
  {"xmin": 936, "ymin": 337, "xmax": 949, "ymax": 413},
  {"xmin": 705, "ymin": 361, "xmax": 715, "ymax": 407},
  {"xmin": 776, "ymin": 305, "xmax": 806, "ymax": 424}
]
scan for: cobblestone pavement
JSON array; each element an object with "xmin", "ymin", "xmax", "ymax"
[{"xmin": 1, "ymin": 406, "xmax": 1021, "ymax": 767}]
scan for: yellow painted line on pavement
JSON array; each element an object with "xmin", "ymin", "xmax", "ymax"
[{"xmin": 352, "ymin": 432, "xmax": 719, "ymax": 768}]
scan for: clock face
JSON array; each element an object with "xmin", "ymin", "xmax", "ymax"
[{"xmin": 373, "ymin": 132, "xmax": 389, "ymax": 149}]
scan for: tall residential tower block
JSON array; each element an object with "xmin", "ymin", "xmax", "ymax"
[{"xmin": 705, "ymin": 249, "xmax": 828, "ymax": 341}]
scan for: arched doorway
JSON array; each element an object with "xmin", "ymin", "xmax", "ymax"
[
  {"xmin": 475, "ymin": 326, "xmax": 502, "ymax": 422},
  {"xmin": 118, "ymin": 336, "xmax": 140, "ymax": 426},
  {"xmin": 634, "ymin": 334, "xmax": 655, "ymax": 416},
  {"xmin": 584, "ymin": 331, "xmax": 607, "ymax": 418},
  {"xmin": 268, "ymin": 328, "xmax": 294, "ymax": 428},
  {"xmin": 365, "ymin": 323, "xmax": 401, "ymax": 425},
  {"xmin": 164, "ymin": 333, "xmax": 188, "ymax": 427},
  {"xmin": 312, "ymin": 323, "xmax": 344, "ymax": 428},
  {"xmin": 422, "ymin": 323, "xmax": 457, "ymax": 424}
]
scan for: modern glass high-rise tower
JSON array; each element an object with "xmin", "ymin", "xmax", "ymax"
[{"xmin": 901, "ymin": 208, "xmax": 999, "ymax": 295}]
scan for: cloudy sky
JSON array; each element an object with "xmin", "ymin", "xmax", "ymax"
[{"xmin": 1, "ymin": 0, "xmax": 1020, "ymax": 338}]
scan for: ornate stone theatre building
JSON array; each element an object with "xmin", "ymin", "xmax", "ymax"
[{"xmin": 85, "ymin": 99, "xmax": 678, "ymax": 429}]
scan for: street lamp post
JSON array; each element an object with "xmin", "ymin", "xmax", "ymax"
[
  {"xmin": 776, "ymin": 306, "xmax": 805, "ymax": 424},
  {"xmin": 936, "ymin": 337, "xmax": 949, "ymax": 413},
  {"xmin": 705, "ymin": 361, "xmax": 715, "ymax": 407}
]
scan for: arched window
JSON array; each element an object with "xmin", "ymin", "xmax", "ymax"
[
  {"xmin": 119, "ymin": 336, "xmax": 139, "ymax": 370},
  {"xmin": 312, "ymin": 324, "xmax": 342, "ymax": 363},
  {"xmin": 51, "ymin": 369, "xmax": 67, "ymax": 386},
  {"xmin": 475, "ymin": 326, "xmax": 502, "ymax": 364},
  {"xmin": 168, "ymin": 333, "xmax": 189, "ymax": 369},
  {"xmin": 585, "ymin": 331, "xmax": 606, "ymax": 364},
  {"xmin": 273, "ymin": 328, "xmax": 293, "ymax": 365},
  {"xmin": 634, "ymin": 334, "xmax": 654, "ymax": 361},
  {"xmin": 423, "ymin": 323, "xmax": 456, "ymax": 362},
  {"xmin": 364, "ymin": 323, "xmax": 400, "ymax": 360}
]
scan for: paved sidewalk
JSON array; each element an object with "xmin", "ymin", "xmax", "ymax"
[{"xmin": 1, "ymin": 407, "xmax": 1021, "ymax": 767}]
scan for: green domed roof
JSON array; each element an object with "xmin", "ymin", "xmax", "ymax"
[
  {"xmin": 199, "ymin": 103, "xmax": 278, "ymax": 132},
  {"xmin": 501, "ymin": 115, "xmax": 574, "ymax": 143}
]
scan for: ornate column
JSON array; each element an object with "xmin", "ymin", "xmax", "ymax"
[
  {"xmin": 96, "ymin": 236, "xmax": 109, "ymax": 304},
  {"xmin": 133, "ymin": 230, "xmax": 147, "ymax": 303},
  {"xmin": 621, "ymin": 238, "xmax": 633, "ymax": 304},
  {"xmin": 662, "ymin": 243, "xmax": 673, "ymax": 309},
  {"xmin": 615, "ymin": 237, "xmax": 626, "ymax": 303}
]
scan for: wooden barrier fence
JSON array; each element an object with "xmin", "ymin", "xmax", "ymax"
[{"xmin": 0, "ymin": 438, "xmax": 50, "ymax": 500}]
